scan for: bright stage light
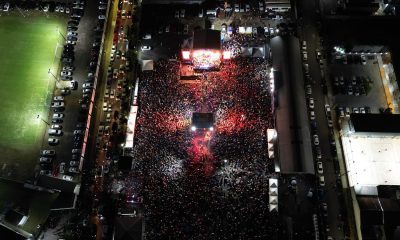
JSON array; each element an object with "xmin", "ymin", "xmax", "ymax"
[
  {"xmin": 182, "ymin": 50, "xmax": 190, "ymax": 60},
  {"xmin": 192, "ymin": 49, "xmax": 221, "ymax": 69},
  {"xmin": 191, "ymin": 126, "xmax": 196, "ymax": 131},
  {"xmin": 209, "ymin": 127, "xmax": 214, "ymax": 131},
  {"xmin": 223, "ymin": 50, "xmax": 231, "ymax": 60}
]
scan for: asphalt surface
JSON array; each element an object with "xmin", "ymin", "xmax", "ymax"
[{"xmin": 298, "ymin": 0, "xmax": 349, "ymax": 239}]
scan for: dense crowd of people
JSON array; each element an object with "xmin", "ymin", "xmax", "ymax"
[{"xmin": 128, "ymin": 46, "xmax": 277, "ymax": 239}]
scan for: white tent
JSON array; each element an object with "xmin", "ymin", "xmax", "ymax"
[
  {"xmin": 269, "ymin": 196, "xmax": 278, "ymax": 204},
  {"xmin": 269, "ymin": 204, "xmax": 278, "ymax": 212},
  {"xmin": 141, "ymin": 60, "xmax": 154, "ymax": 71}
]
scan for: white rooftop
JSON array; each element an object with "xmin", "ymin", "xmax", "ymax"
[{"xmin": 342, "ymin": 134, "xmax": 400, "ymax": 188}]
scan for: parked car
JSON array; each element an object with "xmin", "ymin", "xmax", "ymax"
[
  {"xmin": 52, "ymin": 113, "xmax": 64, "ymax": 119},
  {"xmin": 60, "ymin": 162, "xmax": 66, "ymax": 174},
  {"xmin": 51, "ymin": 102, "xmax": 65, "ymax": 108},
  {"xmin": 70, "ymin": 161, "xmax": 79, "ymax": 167},
  {"xmin": 39, "ymin": 157, "xmax": 52, "ymax": 163},
  {"xmin": 319, "ymin": 176, "xmax": 325, "ymax": 186},
  {"xmin": 49, "ymin": 129, "xmax": 63, "ymax": 136},
  {"xmin": 62, "ymin": 175, "xmax": 73, "ymax": 181},
  {"xmin": 313, "ymin": 135, "xmax": 320, "ymax": 146},
  {"xmin": 48, "ymin": 138, "xmax": 60, "ymax": 145},
  {"xmin": 50, "ymin": 124, "xmax": 62, "ymax": 130},
  {"xmin": 40, "ymin": 170, "xmax": 51, "ymax": 175},
  {"xmin": 70, "ymin": 80, "xmax": 78, "ymax": 89},
  {"xmin": 40, "ymin": 150, "xmax": 55, "ymax": 156},
  {"xmin": 61, "ymin": 89, "xmax": 71, "ymax": 95},
  {"xmin": 141, "ymin": 45, "xmax": 151, "ymax": 51},
  {"xmin": 317, "ymin": 161, "xmax": 323, "ymax": 174},
  {"xmin": 72, "ymin": 148, "xmax": 81, "ymax": 154},
  {"xmin": 54, "ymin": 95, "xmax": 65, "ymax": 101},
  {"xmin": 69, "ymin": 167, "xmax": 80, "ymax": 173},
  {"xmin": 309, "ymin": 98, "xmax": 314, "ymax": 109}
]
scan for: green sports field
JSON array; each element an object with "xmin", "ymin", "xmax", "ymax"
[{"xmin": 0, "ymin": 15, "xmax": 66, "ymax": 181}]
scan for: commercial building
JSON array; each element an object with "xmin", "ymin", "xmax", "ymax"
[{"xmin": 340, "ymin": 113, "xmax": 400, "ymax": 239}]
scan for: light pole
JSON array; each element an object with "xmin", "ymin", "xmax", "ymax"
[
  {"xmin": 48, "ymin": 69, "xmax": 59, "ymax": 82},
  {"xmin": 56, "ymin": 27, "xmax": 66, "ymax": 41},
  {"xmin": 37, "ymin": 115, "xmax": 50, "ymax": 126}
]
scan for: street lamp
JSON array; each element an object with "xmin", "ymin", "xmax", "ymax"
[
  {"xmin": 56, "ymin": 27, "xmax": 66, "ymax": 41},
  {"xmin": 48, "ymin": 69, "xmax": 59, "ymax": 82},
  {"xmin": 37, "ymin": 115, "xmax": 50, "ymax": 126}
]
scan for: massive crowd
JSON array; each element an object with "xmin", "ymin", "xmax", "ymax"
[{"xmin": 129, "ymin": 49, "xmax": 277, "ymax": 239}]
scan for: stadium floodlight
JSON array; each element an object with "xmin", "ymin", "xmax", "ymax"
[{"xmin": 191, "ymin": 126, "xmax": 196, "ymax": 131}]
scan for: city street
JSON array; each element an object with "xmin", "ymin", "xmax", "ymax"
[{"xmin": 298, "ymin": 0, "xmax": 351, "ymax": 239}]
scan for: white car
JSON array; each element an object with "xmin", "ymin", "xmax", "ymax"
[
  {"xmin": 82, "ymin": 83, "xmax": 93, "ymax": 89},
  {"xmin": 49, "ymin": 129, "xmax": 63, "ymax": 136},
  {"xmin": 98, "ymin": 15, "xmax": 106, "ymax": 20},
  {"xmin": 62, "ymin": 66, "xmax": 74, "ymax": 71},
  {"xmin": 310, "ymin": 111, "xmax": 315, "ymax": 120},
  {"xmin": 319, "ymin": 176, "xmax": 325, "ymax": 186},
  {"xmin": 51, "ymin": 124, "xmax": 62, "ymax": 130},
  {"xmin": 361, "ymin": 55, "xmax": 367, "ymax": 65},
  {"xmin": 48, "ymin": 138, "xmax": 60, "ymax": 145},
  {"xmin": 40, "ymin": 150, "xmax": 55, "ymax": 156},
  {"xmin": 53, "ymin": 113, "xmax": 64, "ymax": 119},
  {"xmin": 61, "ymin": 71, "xmax": 72, "ymax": 76},
  {"xmin": 98, "ymin": 4, "xmax": 107, "ymax": 10},
  {"xmin": 67, "ymin": 31, "xmax": 78, "ymax": 36},
  {"xmin": 51, "ymin": 101, "xmax": 65, "ymax": 108},
  {"xmin": 309, "ymin": 98, "xmax": 314, "ymax": 109},
  {"xmin": 43, "ymin": 4, "xmax": 49, "ymax": 12},
  {"xmin": 72, "ymin": 148, "xmax": 81, "ymax": 154},
  {"xmin": 53, "ymin": 96, "xmax": 64, "ymax": 101},
  {"xmin": 141, "ymin": 46, "xmax": 151, "ymax": 51},
  {"xmin": 234, "ymin": 4, "xmax": 239, "ymax": 12},
  {"xmin": 65, "ymin": 40, "xmax": 76, "ymax": 45},
  {"xmin": 313, "ymin": 134, "xmax": 320, "ymax": 146},
  {"xmin": 62, "ymin": 175, "xmax": 73, "ymax": 181},
  {"xmin": 317, "ymin": 161, "xmax": 323, "ymax": 174}
]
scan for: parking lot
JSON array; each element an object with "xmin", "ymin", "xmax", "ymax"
[
  {"xmin": 328, "ymin": 53, "xmax": 388, "ymax": 114},
  {"xmin": 38, "ymin": 0, "xmax": 105, "ymax": 181}
]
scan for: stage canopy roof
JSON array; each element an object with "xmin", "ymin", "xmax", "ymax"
[{"xmin": 193, "ymin": 30, "xmax": 221, "ymax": 50}]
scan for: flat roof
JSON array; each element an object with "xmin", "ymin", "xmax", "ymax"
[
  {"xmin": 341, "ymin": 133, "xmax": 400, "ymax": 188},
  {"xmin": 193, "ymin": 30, "xmax": 221, "ymax": 50},
  {"xmin": 351, "ymin": 113, "xmax": 400, "ymax": 133},
  {"xmin": 271, "ymin": 36, "xmax": 314, "ymax": 174}
]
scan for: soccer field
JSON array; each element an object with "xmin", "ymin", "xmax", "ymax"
[{"xmin": 0, "ymin": 15, "xmax": 66, "ymax": 181}]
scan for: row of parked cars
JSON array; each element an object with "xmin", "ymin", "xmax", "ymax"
[
  {"xmin": 334, "ymin": 53, "xmax": 367, "ymax": 65},
  {"xmin": 332, "ymin": 75, "xmax": 368, "ymax": 96}
]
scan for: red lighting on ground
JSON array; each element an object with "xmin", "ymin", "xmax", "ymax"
[{"xmin": 182, "ymin": 50, "xmax": 191, "ymax": 60}]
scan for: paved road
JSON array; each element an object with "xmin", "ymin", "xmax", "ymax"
[{"xmin": 297, "ymin": 0, "xmax": 349, "ymax": 239}]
